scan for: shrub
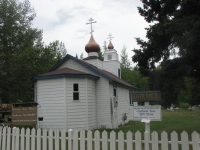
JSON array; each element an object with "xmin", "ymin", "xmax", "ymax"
[{"xmin": 179, "ymin": 102, "xmax": 190, "ymax": 109}]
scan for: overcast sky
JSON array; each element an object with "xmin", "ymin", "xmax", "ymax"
[{"xmin": 29, "ymin": 0, "xmax": 149, "ymax": 65}]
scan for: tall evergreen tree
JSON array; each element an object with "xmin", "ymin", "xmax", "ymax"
[
  {"xmin": 133, "ymin": 0, "xmax": 200, "ymax": 81},
  {"xmin": 0, "ymin": 0, "xmax": 64, "ymax": 103}
]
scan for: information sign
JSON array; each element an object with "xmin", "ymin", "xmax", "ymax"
[
  {"xmin": 12, "ymin": 107, "xmax": 37, "ymax": 125},
  {"xmin": 132, "ymin": 91, "xmax": 161, "ymax": 102},
  {"xmin": 133, "ymin": 105, "xmax": 161, "ymax": 121}
]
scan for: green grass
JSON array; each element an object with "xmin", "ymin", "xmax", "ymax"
[{"xmin": 96, "ymin": 108, "xmax": 200, "ymax": 135}]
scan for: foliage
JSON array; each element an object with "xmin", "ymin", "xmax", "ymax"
[
  {"xmin": 132, "ymin": 0, "xmax": 200, "ymax": 106},
  {"xmin": 120, "ymin": 47, "xmax": 148, "ymax": 91},
  {"xmin": 133, "ymin": 0, "xmax": 200, "ymax": 81},
  {"xmin": 120, "ymin": 45, "xmax": 131, "ymax": 69},
  {"xmin": 98, "ymin": 50, "xmax": 104, "ymax": 61},
  {"xmin": 0, "ymin": 0, "xmax": 64, "ymax": 103},
  {"xmin": 47, "ymin": 40, "xmax": 67, "ymax": 60},
  {"xmin": 80, "ymin": 53, "xmax": 83, "ymax": 60},
  {"xmin": 179, "ymin": 102, "xmax": 190, "ymax": 110}
]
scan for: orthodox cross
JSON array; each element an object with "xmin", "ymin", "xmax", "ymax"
[
  {"xmin": 86, "ymin": 18, "xmax": 96, "ymax": 34},
  {"xmin": 107, "ymin": 33, "xmax": 114, "ymax": 41}
]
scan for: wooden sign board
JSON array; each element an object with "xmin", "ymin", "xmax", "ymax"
[
  {"xmin": 12, "ymin": 107, "xmax": 37, "ymax": 125},
  {"xmin": 132, "ymin": 91, "xmax": 161, "ymax": 102},
  {"xmin": 133, "ymin": 105, "xmax": 162, "ymax": 121}
]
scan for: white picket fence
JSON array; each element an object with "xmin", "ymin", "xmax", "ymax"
[{"xmin": 0, "ymin": 127, "xmax": 199, "ymax": 150}]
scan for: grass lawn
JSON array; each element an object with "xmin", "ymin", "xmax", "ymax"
[{"xmin": 96, "ymin": 108, "xmax": 200, "ymax": 135}]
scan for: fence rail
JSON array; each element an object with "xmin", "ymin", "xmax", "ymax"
[{"xmin": 0, "ymin": 127, "xmax": 199, "ymax": 150}]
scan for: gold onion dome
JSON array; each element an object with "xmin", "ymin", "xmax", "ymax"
[
  {"xmin": 108, "ymin": 41, "xmax": 114, "ymax": 49},
  {"xmin": 85, "ymin": 35, "xmax": 100, "ymax": 53}
]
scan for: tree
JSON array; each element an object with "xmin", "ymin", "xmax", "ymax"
[
  {"xmin": 0, "ymin": 0, "xmax": 63, "ymax": 103},
  {"xmin": 102, "ymin": 41, "xmax": 107, "ymax": 51},
  {"xmin": 120, "ymin": 46, "xmax": 148, "ymax": 91},
  {"xmin": 121, "ymin": 45, "xmax": 131, "ymax": 69},
  {"xmin": 133, "ymin": 0, "xmax": 200, "ymax": 81},
  {"xmin": 47, "ymin": 40, "xmax": 67, "ymax": 59},
  {"xmin": 80, "ymin": 53, "xmax": 83, "ymax": 60}
]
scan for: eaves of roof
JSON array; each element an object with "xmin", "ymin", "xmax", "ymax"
[
  {"xmin": 45, "ymin": 54, "xmax": 137, "ymax": 89},
  {"xmin": 33, "ymin": 74, "xmax": 99, "ymax": 80}
]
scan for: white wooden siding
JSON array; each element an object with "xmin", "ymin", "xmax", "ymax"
[
  {"xmin": 96, "ymin": 78, "xmax": 112, "ymax": 128},
  {"xmin": 58, "ymin": 59, "xmax": 98, "ymax": 76},
  {"xmin": 117, "ymin": 87, "xmax": 130, "ymax": 125},
  {"xmin": 109, "ymin": 84, "xmax": 131, "ymax": 126},
  {"xmin": 103, "ymin": 60, "xmax": 120, "ymax": 77},
  {"xmin": 87, "ymin": 79, "xmax": 97, "ymax": 129},
  {"xmin": 37, "ymin": 78, "xmax": 65, "ymax": 130},
  {"xmin": 66, "ymin": 78, "xmax": 88, "ymax": 130},
  {"xmin": 84, "ymin": 59, "xmax": 103, "ymax": 69}
]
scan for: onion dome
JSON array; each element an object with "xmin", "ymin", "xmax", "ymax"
[
  {"xmin": 108, "ymin": 41, "xmax": 114, "ymax": 49},
  {"xmin": 85, "ymin": 35, "xmax": 100, "ymax": 53}
]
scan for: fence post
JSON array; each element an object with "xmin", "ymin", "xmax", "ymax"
[{"xmin": 68, "ymin": 129, "xmax": 73, "ymax": 150}]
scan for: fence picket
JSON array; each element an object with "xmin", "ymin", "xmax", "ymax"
[
  {"xmin": 61, "ymin": 129, "xmax": 66, "ymax": 150},
  {"xmin": 87, "ymin": 130, "xmax": 93, "ymax": 150},
  {"xmin": 15, "ymin": 128, "xmax": 19, "ymax": 150},
  {"xmin": 6, "ymin": 128, "xmax": 11, "ymax": 150},
  {"xmin": 73, "ymin": 130, "xmax": 78, "ymax": 150},
  {"xmin": 0, "ymin": 127, "xmax": 2, "ymax": 149},
  {"xmin": 68, "ymin": 129, "xmax": 73, "ymax": 150},
  {"xmin": 110, "ymin": 131, "xmax": 116, "ymax": 150},
  {"xmin": 161, "ymin": 131, "xmax": 168, "ymax": 150},
  {"xmin": 118, "ymin": 131, "xmax": 124, "ymax": 150},
  {"xmin": 94, "ymin": 130, "xmax": 100, "ymax": 150},
  {"xmin": 20, "ymin": 128, "xmax": 25, "ymax": 150},
  {"xmin": 48, "ymin": 129, "xmax": 53, "ymax": 150},
  {"xmin": 31, "ymin": 128, "xmax": 35, "ymax": 150},
  {"xmin": 151, "ymin": 131, "xmax": 158, "ymax": 150},
  {"xmin": 135, "ymin": 131, "xmax": 142, "ymax": 150},
  {"xmin": 54, "ymin": 129, "xmax": 59, "ymax": 150},
  {"xmin": 171, "ymin": 131, "xmax": 178, "ymax": 150},
  {"xmin": 80, "ymin": 130, "xmax": 85, "ymax": 150},
  {"xmin": 1, "ymin": 127, "xmax": 200, "ymax": 150},
  {"xmin": 127, "ymin": 131, "xmax": 133, "ymax": 150},
  {"xmin": 2, "ymin": 127, "xmax": 7, "ymax": 150},
  {"xmin": 37, "ymin": 129, "xmax": 41, "ymax": 150},
  {"xmin": 144, "ymin": 131, "xmax": 150, "ymax": 150},
  {"xmin": 42, "ymin": 129, "xmax": 47, "ymax": 150},
  {"xmin": 191, "ymin": 131, "xmax": 199, "ymax": 150},
  {"xmin": 11, "ymin": 128, "xmax": 15, "ymax": 150},
  {"xmin": 25, "ymin": 128, "xmax": 30, "ymax": 150},
  {"xmin": 102, "ymin": 131, "xmax": 108, "ymax": 150},
  {"xmin": 181, "ymin": 131, "xmax": 189, "ymax": 150}
]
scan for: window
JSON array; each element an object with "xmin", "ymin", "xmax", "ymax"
[
  {"xmin": 107, "ymin": 54, "xmax": 112, "ymax": 60},
  {"xmin": 129, "ymin": 91, "xmax": 132, "ymax": 105},
  {"xmin": 73, "ymin": 83, "xmax": 79, "ymax": 100},
  {"xmin": 118, "ymin": 68, "xmax": 121, "ymax": 78}
]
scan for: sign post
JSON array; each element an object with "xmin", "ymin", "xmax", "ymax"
[{"xmin": 132, "ymin": 91, "xmax": 162, "ymax": 141}]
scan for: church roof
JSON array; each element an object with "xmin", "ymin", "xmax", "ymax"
[
  {"xmin": 34, "ymin": 54, "xmax": 137, "ymax": 89},
  {"xmin": 34, "ymin": 68, "xmax": 99, "ymax": 80},
  {"xmin": 85, "ymin": 35, "xmax": 100, "ymax": 53}
]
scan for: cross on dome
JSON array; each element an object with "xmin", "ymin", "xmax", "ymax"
[
  {"xmin": 86, "ymin": 18, "xmax": 96, "ymax": 34},
  {"xmin": 107, "ymin": 33, "xmax": 114, "ymax": 41}
]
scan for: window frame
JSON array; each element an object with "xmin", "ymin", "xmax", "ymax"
[
  {"xmin": 107, "ymin": 54, "xmax": 112, "ymax": 60},
  {"xmin": 73, "ymin": 83, "xmax": 79, "ymax": 100}
]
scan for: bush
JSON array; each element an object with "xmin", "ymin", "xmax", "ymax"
[{"xmin": 179, "ymin": 102, "xmax": 190, "ymax": 109}]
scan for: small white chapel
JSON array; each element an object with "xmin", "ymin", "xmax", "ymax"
[{"xmin": 33, "ymin": 18, "xmax": 137, "ymax": 130}]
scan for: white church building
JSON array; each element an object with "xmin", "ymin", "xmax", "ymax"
[{"xmin": 33, "ymin": 21, "xmax": 137, "ymax": 130}]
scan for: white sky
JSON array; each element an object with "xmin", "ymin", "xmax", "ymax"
[{"xmin": 29, "ymin": 0, "xmax": 149, "ymax": 65}]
